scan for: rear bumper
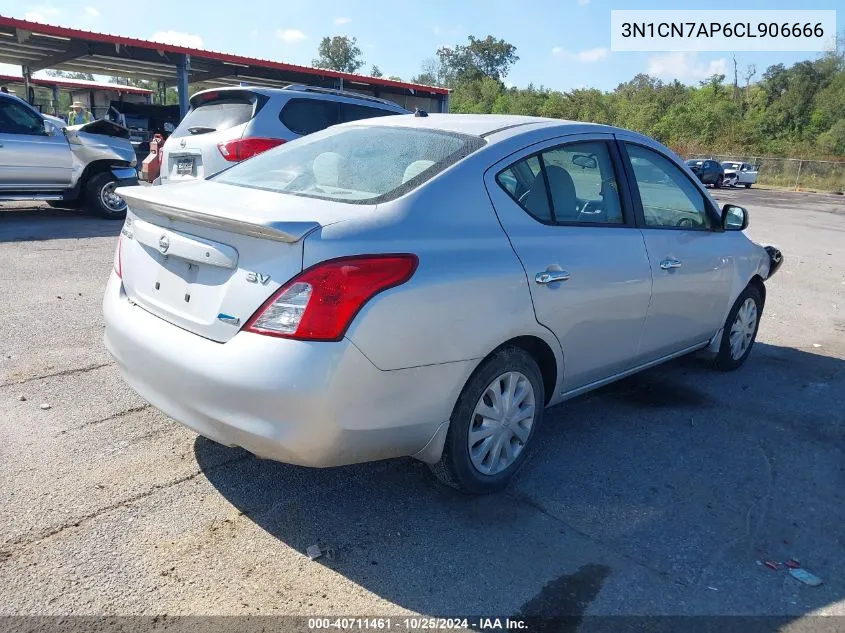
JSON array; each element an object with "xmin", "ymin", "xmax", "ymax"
[{"xmin": 103, "ymin": 273, "xmax": 469, "ymax": 467}]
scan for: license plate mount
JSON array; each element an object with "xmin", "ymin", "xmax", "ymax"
[{"xmin": 176, "ymin": 158, "xmax": 194, "ymax": 176}]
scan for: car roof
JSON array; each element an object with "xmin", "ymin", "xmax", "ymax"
[
  {"xmin": 342, "ymin": 113, "xmax": 627, "ymax": 143},
  {"xmin": 189, "ymin": 84, "xmax": 407, "ymax": 112}
]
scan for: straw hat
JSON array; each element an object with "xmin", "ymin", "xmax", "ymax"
[{"xmin": 71, "ymin": 101, "xmax": 85, "ymax": 108}]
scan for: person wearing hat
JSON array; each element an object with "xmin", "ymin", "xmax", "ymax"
[{"xmin": 67, "ymin": 101, "xmax": 93, "ymax": 125}]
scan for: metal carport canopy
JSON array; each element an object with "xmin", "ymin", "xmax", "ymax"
[{"xmin": 0, "ymin": 15, "xmax": 449, "ymax": 117}]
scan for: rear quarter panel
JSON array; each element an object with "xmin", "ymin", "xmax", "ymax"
[{"xmin": 303, "ymin": 154, "xmax": 564, "ymax": 384}]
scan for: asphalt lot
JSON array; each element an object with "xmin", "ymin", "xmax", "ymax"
[{"xmin": 1, "ymin": 187, "xmax": 844, "ymax": 622}]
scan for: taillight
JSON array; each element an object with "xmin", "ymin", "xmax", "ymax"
[
  {"xmin": 113, "ymin": 235, "xmax": 122, "ymax": 279},
  {"xmin": 217, "ymin": 137, "xmax": 285, "ymax": 162},
  {"xmin": 244, "ymin": 255, "xmax": 419, "ymax": 341}
]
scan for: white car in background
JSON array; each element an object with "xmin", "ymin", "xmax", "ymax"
[{"xmin": 721, "ymin": 161, "xmax": 758, "ymax": 188}]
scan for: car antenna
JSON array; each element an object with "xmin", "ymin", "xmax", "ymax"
[{"xmin": 414, "ymin": 108, "xmax": 428, "ymax": 117}]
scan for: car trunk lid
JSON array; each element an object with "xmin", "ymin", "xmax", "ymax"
[{"xmin": 116, "ymin": 180, "xmax": 352, "ymax": 342}]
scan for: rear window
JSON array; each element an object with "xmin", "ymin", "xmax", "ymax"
[
  {"xmin": 214, "ymin": 124, "xmax": 484, "ymax": 204},
  {"xmin": 172, "ymin": 93, "xmax": 258, "ymax": 138}
]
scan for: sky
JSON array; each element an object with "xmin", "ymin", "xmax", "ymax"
[{"xmin": 0, "ymin": 0, "xmax": 840, "ymax": 91}]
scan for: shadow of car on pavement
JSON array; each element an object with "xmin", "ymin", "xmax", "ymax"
[{"xmin": 194, "ymin": 342, "xmax": 845, "ymax": 620}]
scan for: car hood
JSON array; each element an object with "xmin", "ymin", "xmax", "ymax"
[
  {"xmin": 723, "ymin": 169, "xmax": 738, "ymax": 176},
  {"xmin": 64, "ymin": 120, "xmax": 136, "ymax": 167}
]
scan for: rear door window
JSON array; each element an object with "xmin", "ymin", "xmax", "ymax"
[
  {"xmin": 339, "ymin": 103, "xmax": 395, "ymax": 123},
  {"xmin": 280, "ymin": 99, "xmax": 340, "ymax": 135},
  {"xmin": 172, "ymin": 93, "xmax": 258, "ymax": 138}
]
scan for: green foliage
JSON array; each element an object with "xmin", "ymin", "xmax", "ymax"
[
  {"xmin": 435, "ymin": 35, "xmax": 518, "ymax": 86},
  {"xmin": 46, "ymin": 69, "xmax": 94, "ymax": 81},
  {"xmin": 370, "ymin": 65, "xmax": 383, "ymax": 78},
  {"xmin": 312, "ymin": 36, "xmax": 364, "ymax": 73},
  {"xmin": 446, "ymin": 46, "xmax": 845, "ymax": 158}
]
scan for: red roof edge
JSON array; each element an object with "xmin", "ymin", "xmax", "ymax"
[{"xmin": 0, "ymin": 15, "xmax": 449, "ymax": 95}]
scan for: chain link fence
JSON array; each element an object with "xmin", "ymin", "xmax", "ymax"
[{"xmin": 681, "ymin": 154, "xmax": 845, "ymax": 194}]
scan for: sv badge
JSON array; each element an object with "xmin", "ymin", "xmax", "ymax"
[{"xmin": 246, "ymin": 271, "xmax": 271, "ymax": 285}]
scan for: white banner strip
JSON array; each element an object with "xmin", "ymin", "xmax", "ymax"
[{"xmin": 611, "ymin": 10, "xmax": 837, "ymax": 52}]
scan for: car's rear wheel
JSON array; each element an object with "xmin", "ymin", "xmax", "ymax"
[
  {"xmin": 744, "ymin": 183, "xmax": 752, "ymax": 189},
  {"xmin": 431, "ymin": 346, "xmax": 544, "ymax": 494},
  {"xmin": 85, "ymin": 172, "xmax": 127, "ymax": 220},
  {"xmin": 715, "ymin": 285, "xmax": 763, "ymax": 371},
  {"xmin": 714, "ymin": 175, "xmax": 723, "ymax": 189}
]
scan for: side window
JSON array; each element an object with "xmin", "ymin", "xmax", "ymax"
[
  {"xmin": 626, "ymin": 144, "xmax": 710, "ymax": 230},
  {"xmin": 0, "ymin": 99, "xmax": 45, "ymax": 135},
  {"xmin": 339, "ymin": 103, "xmax": 394, "ymax": 123},
  {"xmin": 280, "ymin": 99, "xmax": 340, "ymax": 136},
  {"xmin": 539, "ymin": 142, "xmax": 623, "ymax": 224},
  {"xmin": 496, "ymin": 155, "xmax": 552, "ymax": 222}
]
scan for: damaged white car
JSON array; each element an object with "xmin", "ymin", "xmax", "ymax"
[
  {"xmin": 0, "ymin": 92, "xmax": 137, "ymax": 218},
  {"xmin": 721, "ymin": 161, "xmax": 758, "ymax": 189}
]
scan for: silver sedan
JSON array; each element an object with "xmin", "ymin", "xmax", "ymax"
[{"xmin": 103, "ymin": 114, "xmax": 783, "ymax": 494}]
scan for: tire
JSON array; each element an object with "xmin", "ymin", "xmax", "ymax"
[
  {"xmin": 85, "ymin": 172, "xmax": 127, "ymax": 219},
  {"xmin": 715, "ymin": 285, "xmax": 763, "ymax": 371},
  {"xmin": 430, "ymin": 346, "xmax": 545, "ymax": 494},
  {"xmin": 714, "ymin": 175, "xmax": 723, "ymax": 189},
  {"xmin": 744, "ymin": 183, "xmax": 752, "ymax": 189}
]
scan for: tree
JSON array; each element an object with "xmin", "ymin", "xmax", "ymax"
[
  {"xmin": 312, "ymin": 36, "xmax": 364, "ymax": 73},
  {"xmin": 46, "ymin": 69, "xmax": 94, "ymax": 81},
  {"xmin": 412, "ymin": 58, "xmax": 447, "ymax": 87},
  {"xmin": 370, "ymin": 65, "xmax": 383, "ymax": 78},
  {"xmin": 436, "ymin": 35, "xmax": 518, "ymax": 86}
]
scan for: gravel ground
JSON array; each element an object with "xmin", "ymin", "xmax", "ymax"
[{"xmin": 0, "ymin": 188, "xmax": 843, "ymax": 622}]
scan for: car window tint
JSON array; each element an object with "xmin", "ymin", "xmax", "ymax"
[
  {"xmin": 339, "ymin": 103, "xmax": 395, "ymax": 123},
  {"xmin": 496, "ymin": 155, "xmax": 552, "ymax": 222},
  {"xmin": 0, "ymin": 99, "xmax": 44, "ymax": 135},
  {"xmin": 540, "ymin": 141, "xmax": 623, "ymax": 224},
  {"xmin": 280, "ymin": 99, "xmax": 340, "ymax": 135},
  {"xmin": 626, "ymin": 144, "xmax": 710, "ymax": 230}
]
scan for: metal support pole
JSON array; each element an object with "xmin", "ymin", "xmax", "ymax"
[
  {"xmin": 441, "ymin": 92, "xmax": 450, "ymax": 113},
  {"xmin": 22, "ymin": 65, "xmax": 33, "ymax": 105},
  {"xmin": 176, "ymin": 54, "xmax": 191, "ymax": 120},
  {"xmin": 51, "ymin": 85, "xmax": 59, "ymax": 116},
  {"xmin": 794, "ymin": 159, "xmax": 803, "ymax": 191}
]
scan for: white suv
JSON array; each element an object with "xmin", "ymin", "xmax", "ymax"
[{"xmin": 159, "ymin": 85, "xmax": 408, "ymax": 184}]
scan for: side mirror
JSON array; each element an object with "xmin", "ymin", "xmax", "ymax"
[
  {"xmin": 722, "ymin": 204, "xmax": 748, "ymax": 231},
  {"xmin": 572, "ymin": 154, "xmax": 597, "ymax": 169},
  {"xmin": 43, "ymin": 120, "xmax": 61, "ymax": 136}
]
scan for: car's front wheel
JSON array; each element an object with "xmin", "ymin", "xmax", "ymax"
[
  {"xmin": 85, "ymin": 172, "xmax": 127, "ymax": 219},
  {"xmin": 715, "ymin": 285, "xmax": 763, "ymax": 371},
  {"xmin": 744, "ymin": 183, "xmax": 752, "ymax": 189},
  {"xmin": 431, "ymin": 346, "xmax": 544, "ymax": 494}
]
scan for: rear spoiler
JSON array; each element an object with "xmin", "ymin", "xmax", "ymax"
[{"xmin": 116, "ymin": 187, "xmax": 320, "ymax": 243}]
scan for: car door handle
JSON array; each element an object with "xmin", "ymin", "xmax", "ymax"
[
  {"xmin": 535, "ymin": 270, "xmax": 572, "ymax": 284},
  {"xmin": 659, "ymin": 258, "xmax": 683, "ymax": 270}
]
